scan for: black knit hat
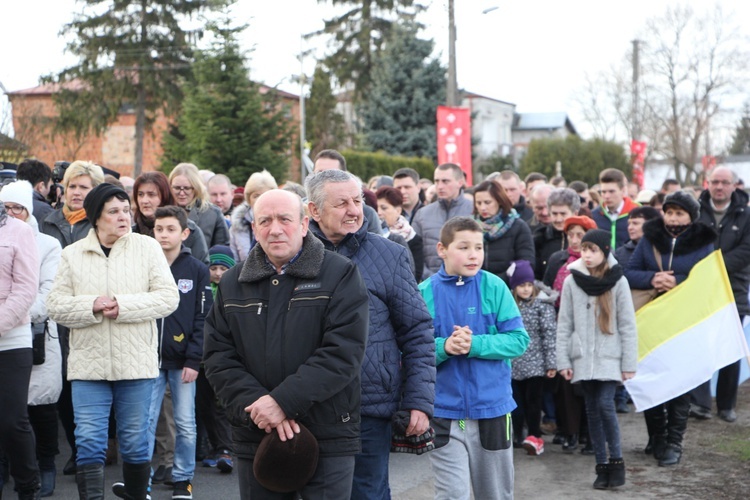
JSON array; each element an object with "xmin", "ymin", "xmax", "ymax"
[
  {"xmin": 663, "ymin": 190, "xmax": 700, "ymax": 221},
  {"xmin": 253, "ymin": 423, "xmax": 319, "ymax": 493},
  {"xmin": 581, "ymin": 229, "xmax": 612, "ymax": 258},
  {"xmin": 629, "ymin": 206, "xmax": 661, "ymax": 222},
  {"xmin": 83, "ymin": 183, "xmax": 129, "ymax": 226}
]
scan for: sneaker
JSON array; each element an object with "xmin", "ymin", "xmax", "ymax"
[
  {"xmin": 216, "ymin": 452, "xmax": 234, "ymax": 473},
  {"xmin": 616, "ymin": 401, "xmax": 631, "ymax": 414},
  {"xmin": 689, "ymin": 405, "xmax": 712, "ymax": 420},
  {"xmin": 202, "ymin": 456, "xmax": 217, "ymax": 468},
  {"xmin": 172, "ymin": 480, "xmax": 193, "ymax": 500},
  {"xmin": 152, "ymin": 464, "xmax": 168, "ymax": 484},
  {"xmin": 112, "ymin": 481, "xmax": 151, "ymax": 500},
  {"xmin": 522, "ymin": 436, "xmax": 544, "ymax": 455}
]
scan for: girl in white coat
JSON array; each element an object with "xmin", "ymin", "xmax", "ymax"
[{"xmin": 556, "ymin": 229, "xmax": 637, "ymax": 491}]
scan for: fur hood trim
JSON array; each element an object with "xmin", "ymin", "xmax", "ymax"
[
  {"xmin": 643, "ymin": 218, "xmax": 717, "ymax": 255},
  {"xmin": 239, "ymin": 230, "xmax": 325, "ymax": 282}
]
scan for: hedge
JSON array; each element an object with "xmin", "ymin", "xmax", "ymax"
[{"xmin": 340, "ymin": 150, "xmax": 435, "ymax": 182}]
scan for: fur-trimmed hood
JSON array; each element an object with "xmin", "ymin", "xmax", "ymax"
[
  {"xmin": 230, "ymin": 201, "xmax": 252, "ymax": 228},
  {"xmin": 239, "ymin": 230, "xmax": 325, "ymax": 283},
  {"xmin": 642, "ymin": 217, "xmax": 717, "ymax": 255},
  {"xmin": 532, "ymin": 280, "xmax": 559, "ymax": 305}
]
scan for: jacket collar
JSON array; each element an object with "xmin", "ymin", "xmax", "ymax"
[
  {"xmin": 80, "ymin": 228, "xmax": 132, "ymax": 256},
  {"xmin": 436, "ymin": 265, "xmax": 478, "ymax": 286},
  {"xmin": 698, "ymin": 188, "xmax": 749, "ymax": 216},
  {"xmin": 239, "ymin": 230, "xmax": 325, "ymax": 283},
  {"xmin": 308, "ymin": 217, "xmax": 369, "ymax": 258},
  {"xmin": 642, "ymin": 218, "xmax": 717, "ymax": 255}
]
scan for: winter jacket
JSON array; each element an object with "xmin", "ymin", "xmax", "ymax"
[
  {"xmin": 512, "ymin": 282, "xmax": 557, "ymax": 380},
  {"xmin": 482, "ymin": 218, "xmax": 535, "ymax": 285},
  {"xmin": 385, "ymin": 231, "xmax": 416, "ymax": 276},
  {"xmin": 158, "ymin": 248, "xmax": 212, "ymax": 372},
  {"xmin": 543, "ymin": 247, "xmax": 572, "ymax": 288},
  {"xmin": 419, "ymin": 267, "xmax": 529, "ymax": 419},
  {"xmin": 515, "ymin": 196, "xmax": 534, "ymax": 223},
  {"xmin": 309, "ymin": 219, "xmax": 436, "ymax": 419},
  {"xmin": 27, "ymin": 216, "xmax": 63, "ymax": 406},
  {"xmin": 203, "ymin": 232, "xmax": 369, "ymax": 458},
  {"xmin": 47, "ymin": 230, "xmax": 179, "ymax": 381},
  {"xmin": 412, "ymin": 196, "xmax": 474, "ymax": 278},
  {"xmin": 697, "ymin": 189, "xmax": 750, "ymax": 316},
  {"xmin": 591, "ymin": 197, "xmax": 641, "ymax": 250},
  {"xmin": 32, "ymin": 190, "xmax": 53, "ymax": 224},
  {"xmin": 229, "ymin": 202, "xmax": 255, "ymax": 261},
  {"xmin": 132, "ymin": 218, "xmax": 209, "ymax": 265},
  {"xmin": 624, "ymin": 218, "xmax": 717, "ymax": 290},
  {"xmin": 614, "ymin": 240, "xmax": 638, "ymax": 272},
  {"xmin": 41, "ymin": 207, "xmax": 92, "ymax": 249},
  {"xmin": 188, "ymin": 200, "xmax": 230, "ymax": 248},
  {"xmin": 534, "ymin": 224, "xmax": 566, "ymax": 280},
  {"xmin": 556, "ymin": 255, "xmax": 638, "ymax": 384},
  {"xmin": 0, "ymin": 216, "xmax": 39, "ymax": 351}
]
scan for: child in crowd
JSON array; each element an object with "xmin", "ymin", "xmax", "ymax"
[
  {"xmin": 130, "ymin": 206, "xmax": 211, "ymax": 499},
  {"xmin": 419, "ymin": 217, "xmax": 529, "ymax": 500},
  {"xmin": 507, "ymin": 260, "xmax": 558, "ymax": 456},
  {"xmin": 195, "ymin": 245, "xmax": 236, "ymax": 473},
  {"xmin": 556, "ymin": 229, "xmax": 637, "ymax": 490}
]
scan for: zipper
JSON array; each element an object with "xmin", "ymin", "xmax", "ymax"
[
  {"xmin": 287, "ymin": 295, "xmax": 331, "ymax": 311},
  {"xmin": 158, "ymin": 317, "xmax": 164, "ymax": 369},
  {"xmin": 668, "ymin": 238, "xmax": 676, "ymax": 271},
  {"xmin": 200, "ymin": 291, "xmax": 205, "ymax": 315},
  {"xmin": 225, "ymin": 302, "xmax": 265, "ymax": 314}
]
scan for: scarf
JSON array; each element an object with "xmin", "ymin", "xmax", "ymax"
[
  {"xmin": 63, "ymin": 205, "xmax": 88, "ymax": 226},
  {"xmin": 134, "ymin": 214, "xmax": 156, "ymax": 237},
  {"xmin": 0, "ymin": 201, "xmax": 7, "ymax": 228},
  {"xmin": 570, "ymin": 264, "xmax": 623, "ymax": 297},
  {"xmin": 477, "ymin": 209, "xmax": 519, "ymax": 242},
  {"xmin": 665, "ymin": 223, "xmax": 690, "ymax": 238},
  {"xmin": 553, "ymin": 247, "xmax": 581, "ymax": 307}
]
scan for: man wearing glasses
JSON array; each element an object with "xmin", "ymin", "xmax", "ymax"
[{"xmin": 690, "ymin": 166, "xmax": 750, "ymax": 423}]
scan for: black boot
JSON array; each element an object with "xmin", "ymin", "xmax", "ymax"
[
  {"xmin": 608, "ymin": 458, "xmax": 625, "ymax": 488},
  {"xmin": 115, "ymin": 462, "xmax": 151, "ymax": 500},
  {"xmin": 39, "ymin": 467, "xmax": 56, "ymax": 497},
  {"xmin": 76, "ymin": 463, "xmax": 104, "ymax": 500},
  {"xmin": 16, "ymin": 478, "xmax": 41, "ymax": 500},
  {"xmin": 562, "ymin": 434, "xmax": 578, "ymax": 453},
  {"xmin": 658, "ymin": 443, "xmax": 682, "ymax": 466},
  {"xmin": 652, "ymin": 433, "xmax": 668, "ymax": 460},
  {"xmin": 593, "ymin": 463, "xmax": 609, "ymax": 489},
  {"xmin": 644, "ymin": 436, "xmax": 654, "ymax": 455}
]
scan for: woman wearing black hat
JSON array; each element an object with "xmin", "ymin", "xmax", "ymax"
[
  {"xmin": 47, "ymin": 183, "xmax": 180, "ymax": 499},
  {"xmin": 624, "ymin": 190, "xmax": 717, "ymax": 467}
]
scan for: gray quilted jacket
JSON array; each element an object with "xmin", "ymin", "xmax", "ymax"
[
  {"xmin": 512, "ymin": 281, "xmax": 558, "ymax": 380},
  {"xmin": 412, "ymin": 196, "xmax": 473, "ymax": 279}
]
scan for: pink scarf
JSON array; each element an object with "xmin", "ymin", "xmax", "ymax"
[{"xmin": 553, "ymin": 247, "xmax": 581, "ymax": 308}]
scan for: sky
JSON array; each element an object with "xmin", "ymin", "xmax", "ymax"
[{"xmin": 1, "ymin": 0, "xmax": 748, "ymax": 140}]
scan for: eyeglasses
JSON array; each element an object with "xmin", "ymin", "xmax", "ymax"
[
  {"xmin": 171, "ymin": 185, "xmax": 194, "ymax": 193},
  {"xmin": 709, "ymin": 180, "xmax": 732, "ymax": 186},
  {"xmin": 2, "ymin": 203, "xmax": 27, "ymax": 215}
]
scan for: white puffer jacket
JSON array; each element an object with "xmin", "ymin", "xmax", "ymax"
[
  {"xmin": 27, "ymin": 216, "xmax": 63, "ymax": 405},
  {"xmin": 48, "ymin": 229, "xmax": 179, "ymax": 381}
]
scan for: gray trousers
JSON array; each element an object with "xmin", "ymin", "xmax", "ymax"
[{"xmin": 430, "ymin": 417, "xmax": 514, "ymax": 500}]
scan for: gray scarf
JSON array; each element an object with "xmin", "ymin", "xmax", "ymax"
[{"xmin": 0, "ymin": 200, "xmax": 8, "ymax": 228}]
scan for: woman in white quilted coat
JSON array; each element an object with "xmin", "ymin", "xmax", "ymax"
[
  {"xmin": 0, "ymin": 180, "xmax": 63, "ymax": 496},
  {"xmin": 48, "ymin": 183, "xmax": 179, "ymax": 500}
]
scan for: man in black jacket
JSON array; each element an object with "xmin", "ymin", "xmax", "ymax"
[
  {"xmin": 203, "ymin": 189, "xmax": 369, "ymax": 499},
  {"xmin": 690, "ymin": 167, "xmax": 750, "ymax": 423}
]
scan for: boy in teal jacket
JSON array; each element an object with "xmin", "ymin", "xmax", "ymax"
[{"xmin": 419, "ymin": 217, "xmax": 529, "ymax": 500}]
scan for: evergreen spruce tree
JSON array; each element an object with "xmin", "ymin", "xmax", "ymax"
[
  {"xmin": 48, "ymin": 0, "xmax": 226, "ymax": 177},
  {"xmin": 360, "ymin": 23, "xmax": 445, "ymax": 160},
  {"xmin": 161, "ymin": 22, "xmax": 293, "ymax": 184},
  {"xmin": 306, "ymin": 63, "xmax": 345, "ymax": 156},
  {"xmin": 729, "ymin": 103, "xmax": 750, "ymax": 155}
]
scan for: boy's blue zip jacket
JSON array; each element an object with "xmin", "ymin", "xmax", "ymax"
[
  {"xmin": 419, "ymin": 267, "xmax": 529, "ymax": 420},
  {"xmin": 158, "ymin": 247, "xmax": 212, "ymax": 371}
]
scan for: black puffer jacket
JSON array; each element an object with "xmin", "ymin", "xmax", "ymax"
[
  {"xmin": 203, "ymin": 233, "xmax": 369, "ymax": 458},
  {"xmin": 698, "ymin": 189, "xmax": 750, "ymax": 315},
  {"xmin": 482, "ymin": 218, "xmax": 535, "ymax": 285},
  {"xmin": 533, "ymin": 224, "xmax": 566, "ymax": 280},
  {"xmin": 41, "ymin": 208, "xmax": 92, "ymax": 249}
]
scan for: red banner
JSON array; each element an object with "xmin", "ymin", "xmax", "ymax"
[
  {"xmin": 437, "ymin": 106, "xmax": 473, "ymax": 186},
  {"xmin": 630, "ymin": 140, "xmax": 647, "ymax": 189}
]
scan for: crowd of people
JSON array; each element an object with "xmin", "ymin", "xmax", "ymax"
[{"xmin": 0, "ymin": 152, "xmax": 748, "ymax": 499}]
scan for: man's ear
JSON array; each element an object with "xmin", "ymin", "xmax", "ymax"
[{"xmin": 307, "ymin": 201, "xmax": 320, "ymax": 221}]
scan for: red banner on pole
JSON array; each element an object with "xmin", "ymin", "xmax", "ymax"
[
  {"xmin": 630, "ymin": 140, "xmax": 647, "ymax": 189},
  {"xmin": 437, "ymin": 106, "xmax": 473, "ymax": 186}
]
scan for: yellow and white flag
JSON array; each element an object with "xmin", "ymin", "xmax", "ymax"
[{"xmin": 625, "ymin": 250, "xmax": 750, "ymax": 411}]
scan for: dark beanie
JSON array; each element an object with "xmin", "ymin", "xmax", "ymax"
[
  {"xmin": 629, "ymin": 206, "xmax": 661, "ymax": 222},
  {"xmin": 508, "ymin": 260, "xmax": 535, "ymax": 290},
  {"xmin": 209, "ymin": 245, "xmax": 236, "ymax": 268},
  {"xmin": 663, "ymin": 190, "xmax": 700, "ymax": 221},
  {"xmin": 253, "ymin": 424, "xmax": 319, "ymax": 493},
  {"xmin": 83, "ymin": 183, "xmax": 128, "ymax": 226},
  {"xmin": 581, "ymin": 229, "xmax": 612, "ymax": 258}
]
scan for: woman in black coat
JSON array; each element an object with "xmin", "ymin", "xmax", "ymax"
[
  {"xmin": 473, "ymin": 180, "xmax": 535, "ymax": 284},
  {"xmin": 375, "ymin": 186, "xmax": 424, "ymax": 282}
]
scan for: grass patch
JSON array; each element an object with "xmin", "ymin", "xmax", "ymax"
[{"xmin": 715, "ymin": 428, "xmax": 750, "ymax": 461}]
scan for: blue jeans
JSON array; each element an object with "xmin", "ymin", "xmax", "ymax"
[
  {"xmin": 580, "ymin": 380, "xmax": 622, "ymax": 464},
  {"xmin": 147, "ymin": 370, "xmax": 196, "ymax": 482},
  {"xmin": 351, "ymin": 416, "xmax": 391, "ymax": 500},
  {"xmin": 72, "ymin": 379, "xmax": 155, "ymax": 466}
]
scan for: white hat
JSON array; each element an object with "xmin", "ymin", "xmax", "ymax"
[
  {"xmin": 635, "ymin": 189, "xmax": 657, "ymax": 204},
  {"xmin": 0, "ymin": 180, "xmax": 34, "ymax": 215}
]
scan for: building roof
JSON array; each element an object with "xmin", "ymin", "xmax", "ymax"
[
  {"xmin": 513, "ymin": 112, "xmax": 577, "ymax": 135},
  {"xmin": 462, "ymin": 91, "xmax": 515, "ymax": 107},
  {"xmin": 0, "ymin": 132, "xmax": 26, "ymax": 151}
]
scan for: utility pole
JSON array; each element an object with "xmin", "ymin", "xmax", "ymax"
[
  {"xmin": 447, "ymin": 0, "xmax": 457, "ymax": 106},
  {"xmin": 631, "ymin": 39, "xmax": 640, "ymax": 141}
]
